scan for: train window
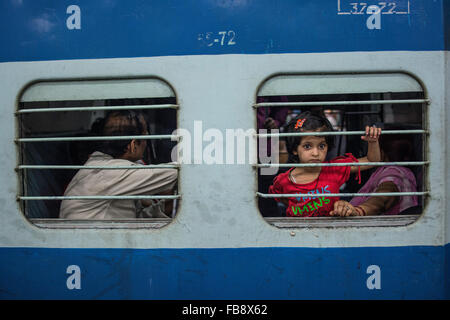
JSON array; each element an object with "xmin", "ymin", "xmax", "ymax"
[
  {"xmin": 16, "ymin": 78, "xmax": 179, "ymax": 229},
  {"xmin": 255, "ymin": 73, "xmax": 429, "ymax": 228}
]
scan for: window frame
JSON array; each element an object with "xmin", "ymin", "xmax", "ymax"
[
  {"xmin": 16, "ymin": 77, "xmax": 180, "ymax": 229},
  {"xmin": 254, "ymin": 71, "xmax": 429, "ymax": 228}
]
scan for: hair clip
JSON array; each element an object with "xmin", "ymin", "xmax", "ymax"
[{"xmin": 295, "ymin": 118, "xmax": 306, "ymax": 129}]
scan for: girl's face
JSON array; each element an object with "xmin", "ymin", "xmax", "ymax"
[{"xmin": 294, "ymin": 135, "xmax": 328, "ymax": 163}]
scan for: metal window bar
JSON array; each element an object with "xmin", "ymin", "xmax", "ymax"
[
  {"xmin": 16, "ymin": 134, "xmax": 179, "ymax": 143},
  {"xmin": 256, "ymin": 129, "xmax": 427, "ymax": 138},
  {"xmin": 19, "ymin": 195, "xmax": 181, "ymax": 201},
  {"xmin": 17, "ymin": 164, "xmax": 180, "ymax": 170},
  {"xmin": 257, "ymin": 192, "xmax": 428, "ymax": 198},
  {"xmin": 16, "ymin": 104, "xmax": 179, "ymax": 114},
  {"xmin": 17, "ymin": 129, "xmax": 426, "ymax": 143},
  {"xmin": 256, "ymin": 161, "xmax": 429, "ymax": 168},
  {"xmin": 253, "ymin": 99, "xmax": 429, "ymax": 108}
]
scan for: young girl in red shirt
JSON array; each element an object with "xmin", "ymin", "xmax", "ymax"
[{"xmin": 269, "ymin": 111, "xmax": 382, "ymax": 217}]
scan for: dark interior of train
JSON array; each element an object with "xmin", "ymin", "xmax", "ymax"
[
  {"xmin": 256, "ymin": 92, "xmax": 425, "ymax": 217},
  {"xmin": 18, "ymin": 97, "xmax": 177, "ymax": 218}
]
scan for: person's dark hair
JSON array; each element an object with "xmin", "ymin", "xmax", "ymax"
[
  {"xmin": 379, "ymin": 125, "xmax": 415, "ymax": 162},
  {"xmin": 285, "ymin": 111, "xmax": 335, "ymax": 158},
  {"xmin": 90, "ymin": 117, "xmax": 105, "ymax": 136},
  {"xmin": 97, "ymin": 110, "xmax": 147, "ymax": 158}
]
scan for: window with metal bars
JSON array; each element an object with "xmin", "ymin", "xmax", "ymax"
[
  {"xmin": 255, "ymin": 73, "xmax": 428, "ymax": 228},
  {"xmin": 16, "ymin": 78, "xmax": 180, "ymax": 228}
]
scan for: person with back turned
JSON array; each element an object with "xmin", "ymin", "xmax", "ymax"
[{"xmin": 59, "ymin": 110, "xmax": 177, "ymax": 219}]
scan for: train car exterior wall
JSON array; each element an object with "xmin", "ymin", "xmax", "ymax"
[{"xmin": 0, "ymin": 0, "xmax": 449, "ymax": 299}]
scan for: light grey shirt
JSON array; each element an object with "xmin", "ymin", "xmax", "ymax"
[{"xmin": 59, "ymin": 151, "xmax": 177, "ymax": 219}]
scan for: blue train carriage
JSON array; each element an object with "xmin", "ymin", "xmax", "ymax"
[{"xmin": 0, "ymin": 0, "xmax": 449, "ymax": 299}]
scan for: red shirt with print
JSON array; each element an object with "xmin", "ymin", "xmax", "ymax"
[{"xmin": 268, "ymin": 153, "xmax": 359, "ymax": 217}]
